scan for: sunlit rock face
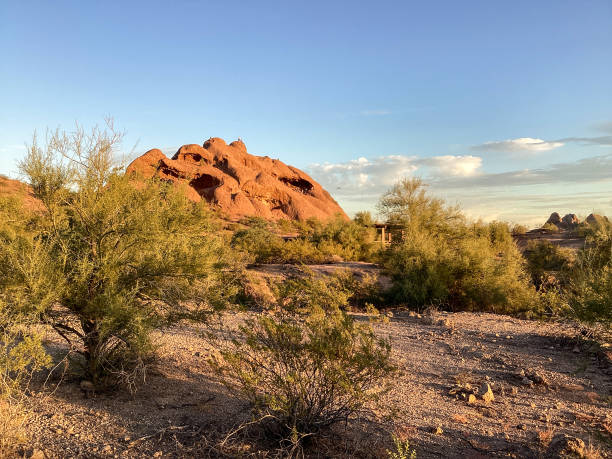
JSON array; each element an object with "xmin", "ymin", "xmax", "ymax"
[{"xmin": 126, "ymin": 137, "xmax": 348, "ymax": 221}]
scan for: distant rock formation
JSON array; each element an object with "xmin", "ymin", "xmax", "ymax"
[
  {"xmin": 546, "ymin": 212, "xmax": 562, "ymax": 227},
  {"xmin": 561, "ymin": 213, "xmax": 580, "ymax": 229},
  {"xmin": 585, "ymin": 213, "xmax": 610, "ymax": 227},
  {"xmin": 545, "ymin": 212, "xmax": 580, "ymax": 230},
  {"xmin": 126, "ymin": 137, "xmax": 348, "ymax": 221}
]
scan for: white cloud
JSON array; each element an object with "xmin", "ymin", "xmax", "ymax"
[
  {"xmin": 422, "ymin": 155, "xmax": 482, "ymax": 177},
  {"xmin": 307, "ymin": 154, "xmax": 483, "ymax": 197},
  {"xmin": 307, "ymin": 152, "xmax": 612, "ymax": 226},
  {"xmin": 473, "ymin": 137, "xmax": 564, "ymax": 153}
]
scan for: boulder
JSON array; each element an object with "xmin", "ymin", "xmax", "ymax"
[
  {"xmin": 545, "ymin": 433, "xmax": 585, "ymax": 458},
  {"xmin": 561, "ymin": 213, "xmax": 580, "ymax": 229},
  {"xmin": 127, "ymin": 138, "xmax": 348, "ymax": 222},
  {"xmin": 546, "ymin": 212, "xmax": 561, "ymax": 226}
]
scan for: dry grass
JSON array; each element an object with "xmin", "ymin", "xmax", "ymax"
[{"xmin": 0, "ymin": 398, "xmax": 28, "ymax": 457}]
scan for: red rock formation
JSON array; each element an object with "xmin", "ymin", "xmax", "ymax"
[
  {"xmin": 0, "ymin": 175, "xmax": 43, "ymax": 211},
  {"xmin": 126, "ymin": 138, "xmax": 348, "ymax": 221}
]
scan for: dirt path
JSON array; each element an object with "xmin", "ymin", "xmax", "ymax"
[{"xmin": 22, "ymin": 312, "xmax": 611, "ymax": 458}]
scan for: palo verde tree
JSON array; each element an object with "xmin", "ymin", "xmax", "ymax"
[
  {"xmin": 378, "ymin": 178, "xmax": 538, "ymax": 314},
  {"xmin": 0, "ymin": 121, "xmax": 243, "ymax": 388}
]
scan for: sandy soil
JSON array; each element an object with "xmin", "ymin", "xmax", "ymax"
[{"xmin": 20, "ymin": 310, "xmax": 612, "ymax": 458}]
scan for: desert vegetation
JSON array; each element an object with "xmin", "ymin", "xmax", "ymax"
[
  {"xmin": 231, "ymin": 214, "xmax": 377, "ymax": 264},
  {"xmin": 0, "ymin": 122, "xmax": 609, "ymax": 457}
]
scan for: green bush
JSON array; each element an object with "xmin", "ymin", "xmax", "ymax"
[
  {"xmin": 541, "ymin": 223, "xmax": 559, "ymax": 233},
  {"xmin": 379, "ymin": 179, "xmax": 538, "ymax": 314},
  {"xmin": 0, "ymin": 122, "xmax": 243, "ymax": 389},
  {"xmin": 568, "ymin": 228, "xmax": 612, "ymax": 324},
  {"xmin": 212, "ymin": 276, "xmax": 394, "ymax": 445},
  {"xmin": 525, "ymin": 240, "xmax": 575, "ymax": 289},
  {"xmin": 511, "ymin": 224, "xmax": 528, "ymax": 236},
  {"xmin": 231, "ymin": 214, "xmax": 378, "ymax": 264},
  {"xmin": 231, "ymin": 223, "xmax": 284, "ymax": 263}
]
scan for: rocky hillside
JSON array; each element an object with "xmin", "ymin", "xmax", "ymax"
[
  {"xmin": 0, "ymin": 175, "xmax": 42, "ymax": 210},
  {"xmin": 545, "ymin": 212, "xmax": 610, "ymax": 231},
  {"xmin": 127, "ymin": 137, "xmax": 348, "ymax": 222}
]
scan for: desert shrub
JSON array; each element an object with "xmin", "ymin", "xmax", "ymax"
[
  {"xmin": 387, "ymin": 434, "xmax": 417, "ymax": 459},
  {"xmin": 278, "ymin": 238, "xmax": 326, "ymax": 264},
  {"xmin": 379, "ymin": 179, "xmax": 538, "ymax": 314},
  {"xmin": 511, "ymin": 224, "xmax": 528, "ymax": 236},
  {"xmin": 231, "ymin": 222, "xmax": 284, "ymax": 263},
  {"xmin": 274, "ymin": 270, "xmax": 352, "ymax": 313},
  {"xmin": 0, "ymin": 122, "xmax": 243, "ymax": 389},
  {"xmin": 334, "ymin": 270, "xmax": 384, "ymax": 309},
  {"xmin": 232, "ymin": 214, "xmax": 378, "ymax": 264},
  {"xmin": 525, "ymin": 241, "xmax": 575, "ymax": 288},
  {"xmin": 212, "ymin": 280, "xmax": 394, "ymax": 445},
  {"xmin": 0, "ymin": 301, "xmax": 51, "ymax": 454},
  {"xmin": 274, "ymin": 269, "xmax": 382, "ymax": 311},
  {"xmin": 354, "ymin": 210, "xmax": 375, "ymax": 227},
  {"xmin": 541, "ymin": 222, "xmax": 559, "ymax": 233},
  {"xmin": 568, "ymin": 228, "xmax": 612, "ymax": 324},
  {"xmin": 310, "ymin": 215, "xmax": 377, "ymax": 261}
]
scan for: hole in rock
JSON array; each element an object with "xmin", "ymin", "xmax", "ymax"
[
  {"xmin": 280, "ymin": 177, "xmax": 314, "ymax": 195},
  {"xmin": 190, "ymin": 174, "xmax": 221, "ymax": 199}
]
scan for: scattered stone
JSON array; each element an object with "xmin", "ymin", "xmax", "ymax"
[
  {"xmin": 433, "ymin": 426, "xmax": 443, "ymax": 435},
  {"xmin": 517, "ymin": 424, "xmax": 527, "ymax": 430},
  {"xmin": 545, "ymin": 433, "xmax": 585, "ymax": 458},
  {"xmin": 30, "ymin": 450, "xmax": 45, "ymax": 459},
  {"xmin": 524, "ymin": 370, "xmax": 549, "ymax": 386},
  {"xmin": 468, "ymin": 394, "xmax": 477, "ymax": 405},
  {"xmin": 511, "ymin": 386, "xmax": 519, "ymax": 395},
  {"xmin": 480, "ymin": 383, "xmax": 495, "ymax": 403}
]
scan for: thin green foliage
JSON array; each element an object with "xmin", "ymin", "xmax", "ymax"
[
  {"xmin": 379, "ymin": 178, "xmax": 539, "ymax": 315},
  {"xmin": 211, "ymin": 274, "xmax": 395, "ymax": 445},
  {"xmin": 1, "ymin": 121, "xmax": 243, "ymax": 389}
]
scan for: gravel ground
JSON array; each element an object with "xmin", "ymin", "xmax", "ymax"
[{"xmin": 19, "ymin": 310, "xmax": 612, "ymax": 458}]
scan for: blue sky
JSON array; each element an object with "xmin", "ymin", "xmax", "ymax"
[{"xmin": 1, "ymin": 0, "xmax": 611, "ymax": 225}]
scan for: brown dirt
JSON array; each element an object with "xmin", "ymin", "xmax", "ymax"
[
  {"xmin": 21, "ymin": 308, "xmax": 611, "ymax": 458},
  {"xmin": 126, "ymin": 137, "xmax": 348, "ymax": 222}
]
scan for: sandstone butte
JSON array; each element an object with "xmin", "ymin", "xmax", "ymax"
[{"xmin": 126, "ymin": 137, "xmax": 348, "ymax": 221}]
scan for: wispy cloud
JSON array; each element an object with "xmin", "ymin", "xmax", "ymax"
[
  {"xmin": 593, "ymin": 121, "xmax": 612, "ymax": 134},
  {"xmin": 359, "ymin": 109, "xmax": 391, "ymax": 116},
  {"xmin": 435, "ymin": 153, "xmax": 612, "ymax": 189},
  {"xmin": 308, "ymin": 154, "xmax": 482, "ymax": 196},
  {"xmin": 472, "ymin": 137, "xmax": 564, "ymax": 153},
  {"xmin": 555, "ymin": 135, "xmax": 612, "ymax": 146},
  {"xmin": 308, "ymin": 152, "xmax": 612, "ymax": 225}
]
